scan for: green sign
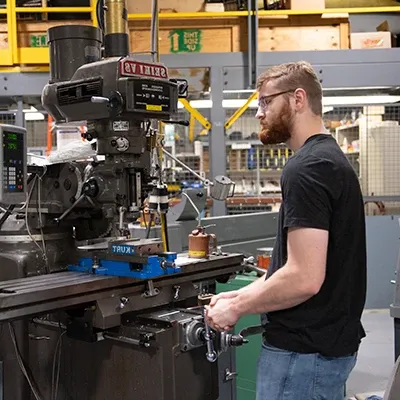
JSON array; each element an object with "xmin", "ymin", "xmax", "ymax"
[
  {"xmin": 30, "ymin": 34, "xmax": 47, "ymax": 48},
  {"xmin": 169, "ymin": 29, "xmax": 202, "ymax": 53}
]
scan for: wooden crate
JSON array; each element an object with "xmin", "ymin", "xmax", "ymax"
[
  {"xmin": 0, "ymin": 13, "xmax": 349, "ymax": 55},
  {"xmin": 255, "ymin": 14, "xmax": 350, "ymax": 51},
  {"xmin": 127, "ymin": 0, "xmax": 205, "ymax": 13},
  {"xmin": 128, "ymin": 18, "xmax": 243, "ymax": 54},
  {"xmin": 0, "ymin": 20, "xmax": 92, "ymax": 50}
]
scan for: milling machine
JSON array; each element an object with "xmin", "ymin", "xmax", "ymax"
[{"xmin": 0, "ymin": 2, "xmax": 248, "ymax": 399}]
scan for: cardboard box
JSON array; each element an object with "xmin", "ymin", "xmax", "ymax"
[
  {"xmin": 351, "ymin": 32, "xmax": 392, "ymax": 49},
  {"xmin": 127, "ymin": 0, "xmax": 205, "ymax": 14},
  {"xmin": 289, "ymin": 0, "xmax": 325, "ymax": 10}
]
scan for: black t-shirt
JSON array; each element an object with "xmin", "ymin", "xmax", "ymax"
[{"xmin": 262, "ymin": 133, "xmax": 367, "ymax": 357}]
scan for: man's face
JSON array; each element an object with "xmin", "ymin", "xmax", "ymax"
[{"xmin": 255, "ymin": 81, "xmax": 294, "ymax": 146}]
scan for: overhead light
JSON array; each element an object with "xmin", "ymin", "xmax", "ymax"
[
  {"xmin": 25, "ymin": 112, "xmax": 45, "ymax": 121},
  {"xmin": 23, "ymin": 106, "xmax": 38, "ymax": 113},
  {"xmin": 323, "ymin": 106, "xmax": 334, "ymax": 113},
  {"xmin": 189, "ymin": 100, "xmax": 213, "ymax": 109},
  {"xmin": 180, "ymin": 95, "xmax": 400, "ymax": 110},
  {"xmin": 322, "ymin": 95, "xmax": 400, "ymax": 106},
  {"xmin": 323, "ymin": 86, "xmax": 393, "ymax": 91},
  {"xmin": 223, "ymin": 89, "xmax": 256, "ymax": 94}
]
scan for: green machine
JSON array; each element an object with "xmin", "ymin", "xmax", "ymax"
[{"xmin": 217, "ymin": 272, "xmax": 263, "ymax": 400}]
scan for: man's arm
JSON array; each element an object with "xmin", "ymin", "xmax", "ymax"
[
  {"xmin": 231, "ymin": 225, "xmax": 328, "ymax": 317},
  {"xmin": 209, "ymin": 274, "xmax": 266, "ymax": 307}
]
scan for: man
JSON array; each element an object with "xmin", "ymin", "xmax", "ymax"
[{"xmin": 206, "ymin": 61, "xmax": 367, "ymax": 399}]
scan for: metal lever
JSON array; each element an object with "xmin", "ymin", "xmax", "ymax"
[
  {"xmin": 54, "ymin": 194, "xmax": 86, "ymax": 224},
  {"xmin": 162, "ymin": 148, "xmax": 211, "ymax": 186},
  {"xmin": 161, "ymin": 120, "xmax": 190, "ymax": 127},
  {"xmin": 91, "ymin": 96, "xmax": 109, "ymax": 104},
  {"xmin": 198, "ymin": 294, "xmax": 217, "ymax": 363}
]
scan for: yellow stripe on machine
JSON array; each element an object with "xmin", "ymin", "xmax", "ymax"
[{"xmin": 146, "ymin": 105, "xmax": 162, "ymax": 111}]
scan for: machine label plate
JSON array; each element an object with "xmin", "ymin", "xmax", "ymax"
[
  {"xmin": 112, "ymin": 121, "xmax": 129, "ymax": 132},
  {"xmin": 111, "ymin": 244, "xmax": 136, "ymax": 256},
  {"xmin": 119, "ymin": 59, "xmax": 169, "ymax": 79},
  {"xmin": 132, "ymin": 80, "xmax": 171, "ymax": 113}
]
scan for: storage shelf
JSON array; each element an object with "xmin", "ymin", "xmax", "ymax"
[
  {"xmin": 18, "ymin": 48, "xmax": 49, "ymax": 65},
  {"xmin": 258, "ymin": 6, "xmax": 400, "ymax": 15},
  {"xmin": 128, "ymin": 7, "xmax": 400, "ymax": 20},
  {"xmin": 0, "ymin": 49, "xmax": 12, "ymax": 66},
  {"xmin": 2, "ymin": 1, "xmax": 400, "ymax": 69},
  {"xmin": 14, "ymin": 7, "xmax": 93, "ymax": 13},
  {"xmin": 128, "ymin": 11, "xmax": 248, "ymax": 19}
]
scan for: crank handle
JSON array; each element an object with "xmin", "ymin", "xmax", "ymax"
[{"xmin": 54, "ymin": 194, "xmax": 86, "ymax": 224}]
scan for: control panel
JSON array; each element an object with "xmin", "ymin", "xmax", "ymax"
[{"xmin": 0, "ymin": 124, "xmax": 27, "ymax": 204}]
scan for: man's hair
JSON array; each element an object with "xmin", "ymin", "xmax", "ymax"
[{"xmin": 256, "ymin": 61, "xmax": 323, "ymax": 116}]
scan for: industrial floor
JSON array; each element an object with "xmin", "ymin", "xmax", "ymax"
[{"xmin": 347, "ymin": 309, "xmax": 395, "ymax": 399}]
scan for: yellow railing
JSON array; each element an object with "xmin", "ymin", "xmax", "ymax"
[
  {"xmin": 0, "ymin": 0, "xmax": 97, "ymax": 70},
  {"xmin": 1, "ymin": 2, "xmax": 400, "ymax": 69}
]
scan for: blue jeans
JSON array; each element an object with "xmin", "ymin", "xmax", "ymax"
[{"xmin": 256, "ymin": 340, "xmax": 357, "ymax": 400}]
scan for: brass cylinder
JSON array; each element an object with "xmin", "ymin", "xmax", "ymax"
[{"xmin": 104, "ymin": 0, "xmax": 128, "ymax": 35}]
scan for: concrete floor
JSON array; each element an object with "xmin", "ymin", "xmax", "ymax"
[{"xmin": 347, "ymin": 309, "xmax": 395, "ymax": 398}]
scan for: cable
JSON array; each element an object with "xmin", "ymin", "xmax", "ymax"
[
  {"xmin": 0, "ymin": 173, "xmax": 38, "ymax": 222},
  {"xmin": 8, "ymin": 323, "xmax": 44, "ymax": 400},
  {"xmin": 25, "ymin": 175, "xmax": 46, "ymax": 257},
  {"xmin": 51, "ymin": 330, "xmax": 66, "ymax": 400},
  {"xmin": 37, "ymin": 176, "xmax": 49, "ymax": 274}
]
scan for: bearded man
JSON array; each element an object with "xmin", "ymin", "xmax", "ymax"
[{"xmin": 206, "ymin": 61, "xmax": 367, "ymax": 400}]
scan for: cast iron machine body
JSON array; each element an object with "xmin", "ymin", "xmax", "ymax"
[{"xmin": 0, "ymin": 2, "xmax": 246, "ymax": 399}]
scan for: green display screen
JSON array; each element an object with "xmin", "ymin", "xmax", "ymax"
[
  {"xmin": 7, "ymin": 133, "xmax": 17, "ymax": 141},
  {"xmin": 7, "ymin": 143, "xmax": 17, "ymax": 150}
]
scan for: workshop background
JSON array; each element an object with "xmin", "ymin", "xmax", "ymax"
[{"xmin": 1, "ymin": 0, "xmax": 400, "ymax": 399}]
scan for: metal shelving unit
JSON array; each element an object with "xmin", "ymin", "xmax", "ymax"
[{"xmin": 2, "ymin": 2, "xmax": 400, "ymax": 214}]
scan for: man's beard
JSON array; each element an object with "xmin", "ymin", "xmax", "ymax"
[{"xmin": 259, "ymin": 101, "xmax": 293, "ymax": 145}]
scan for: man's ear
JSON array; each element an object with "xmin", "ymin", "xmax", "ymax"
[{"xmin": 293, "ymin": 88, "xmax": 307, "ymax": 111}]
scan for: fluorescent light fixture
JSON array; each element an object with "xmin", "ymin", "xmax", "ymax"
[
  {"xmin": 322, "ymin": 96, "xmax": 400, "ymax": 106},
  {"xmin": 23, "ymin": 106, "xmax": 38, "ymax": 113},
  {"xmin": 323, "ymin": 106, "xmax": 334, "ymax": 114},
  {"xmin": 24, "ymin": 112, "xmax": 45, "ymax": 121},
  {"xmin": 323, "ymin": 86, "xmax": 393, "ymax": 91},
  {"xmin": 190, "ymin": 100, "xmax": 213, "ymax": 109},
  {"xmin": 223, "ymin": 89, "xmax": 256, "ymax": 94},
  {"xmin": 181, "ymin": 96, "xmax": 400, "ymax": 110}
]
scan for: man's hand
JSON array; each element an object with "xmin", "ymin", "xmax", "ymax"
[
  {"xmin": 205, "ymin": 297, "xmax": 241, "ymax": 332},
  {"xmin": 209, "ymin": 290, "xmax": 240, "ymax": 307}
]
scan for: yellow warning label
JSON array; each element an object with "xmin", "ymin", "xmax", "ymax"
[{"xmin": 146, "ymin": 104, "xmax": 162, "ymax": 111}]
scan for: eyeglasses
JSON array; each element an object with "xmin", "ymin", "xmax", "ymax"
[{"xmin": 258, "ymin": 90, "xmax": 294, "ymax": 110}]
